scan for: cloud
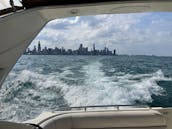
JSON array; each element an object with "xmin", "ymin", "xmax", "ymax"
[
  {"xmin": 30, "ymin": 12, "xmax": 172, "ymax": 56},
  {"xmin": 47, "ymin": 16, "xmax": 80, "ymax": 27}
]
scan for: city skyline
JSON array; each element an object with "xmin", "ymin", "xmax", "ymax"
[
  {"xmin": 28, "ymin": 13, "xmax": 172, "ymax": 56},
  {"xmin": 25, "ymin": 41, "xmax": 116, "ymax": 56}
]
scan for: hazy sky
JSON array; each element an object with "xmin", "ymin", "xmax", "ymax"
[
  {"xmin": 0, "ymin": 1, "xmax": 172, "ymax": 56},
  {"xmin": 30, "ymin": 12, "xmax": 172, "ymax": 56}
]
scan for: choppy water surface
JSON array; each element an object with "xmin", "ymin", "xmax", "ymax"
[{"xmin": 0, "ymin": 55, "xmax": 172, "ymax": 122}]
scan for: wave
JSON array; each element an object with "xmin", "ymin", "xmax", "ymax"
[
  {"xmin": 0, "ymin": 61, "xmax": 171, "ymax": 121},
  {"xmin": 0, "ymin": 70, "xmax": 69, "ymax": 122},
  {"xmin": 62, "ymin": 62, "xmax": 170, "ymax": 106}
]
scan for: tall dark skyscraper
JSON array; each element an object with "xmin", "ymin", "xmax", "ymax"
[
  {"xmin": 114, "ymin": 50, "xmax": 116, "ymax": 55},
  {"xmin": 33, "ymin": 46, "xmax": 36, "ymax": 53},
  {"xmin": 38, "ymin": 41, "xmax": 41, "ymax": 52},
  {"xmin": 79, "ymin": 44, "xmax": 83, "ymax": 50}
]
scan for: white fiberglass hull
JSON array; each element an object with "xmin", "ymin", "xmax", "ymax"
[{"xmin": 23, "ymin": 107, "xmax": 172, "ymax": 129}]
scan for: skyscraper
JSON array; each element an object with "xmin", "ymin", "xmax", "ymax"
[
  {"xmin": 79, "ymin": 44, "xmax": 83, "ymax": 50},
  {"xmin": 38, "ymin": 41, "xmax": 41, "ymax": 52},
  {"xmin": 93, "ymin": 44, "xmax": 95, "ymax": 51},
  {"xmin": 114, "ymin": 49, "xmax": 116, "ymax": 55},
  {"xmin": 33, "ymin": 45, "xmax": 36, "ymax": 54}
]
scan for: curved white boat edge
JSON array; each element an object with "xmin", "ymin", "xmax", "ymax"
[
  {"xmin": 1, "ymin": 108, "xmax": 172, "ymax": 129},
  {"xmin": 1, "ymin": 1, "xmax": 172, "ymax": 129},
  {"xmin": 22, "ymin": 108, "xmax": 172, "ymax": 129}
]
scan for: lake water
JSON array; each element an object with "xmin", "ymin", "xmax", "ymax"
[{"xmin": 0, "ymin": 55, "xmax": 172, "ymax": 122}]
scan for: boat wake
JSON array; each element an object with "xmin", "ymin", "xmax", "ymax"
[
  {"xmin": 61, "ymin": 61, "xmax": 169, "ymax": 106},
  {"xmin": 0, "ymin": 59, "xmax": 171, "ymax": 121}
]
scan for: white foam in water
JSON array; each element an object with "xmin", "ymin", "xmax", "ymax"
[
  {"xmin": 60, "ymin": 62, "xmax": 170, "ymax": 106},
  {"xmin": 0, "ymin": 61, "xmax": 172, "ymax": 121},
  {"xmin": 0, "ymin": 69, "xmax": 68, "ymax": 121}
]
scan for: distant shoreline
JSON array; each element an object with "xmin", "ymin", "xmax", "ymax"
[
  {"xmin": 22, "ymin": 54, "xmax": 172, "ymax": 58},
  {"xmin": 23, "ymin": 54, "xmax": 117, "ymax": 56}
]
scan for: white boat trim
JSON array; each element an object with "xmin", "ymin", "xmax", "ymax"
[
  {"xmin": 1, "ymin": 1, "xmax": 172, "ymax": 129},
  {"xmin": 24, "ymin": 108, "xmax": 172, "ymax": 129}
]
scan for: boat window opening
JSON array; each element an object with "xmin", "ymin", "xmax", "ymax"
[{"xmin": 0, "ymin": 12, "xmax": 172, "ymax": 122}]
